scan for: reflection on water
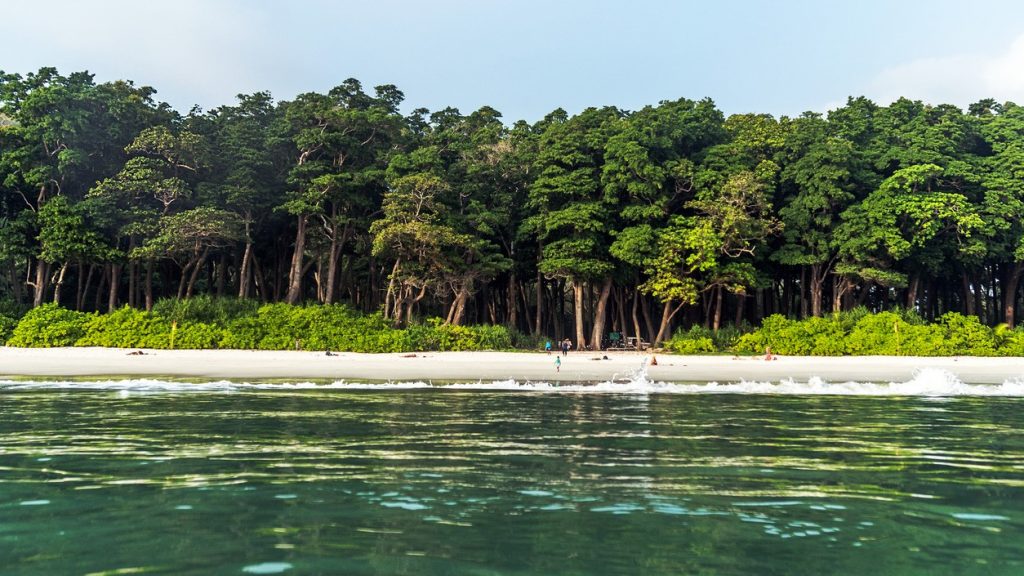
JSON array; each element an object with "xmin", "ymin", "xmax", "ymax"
[{"xmin": 1, "ymin": 385, "xmax": 1023, "ymax": 575}]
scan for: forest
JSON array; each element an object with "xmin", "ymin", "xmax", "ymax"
[{"xmin": 2, "ymin": 67, "xmax": 1024, "ymax": 350}]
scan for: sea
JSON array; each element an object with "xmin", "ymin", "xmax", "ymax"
[{"xmin": 2, "ymin": 368, "xmax": 1023, "ymax": 575}]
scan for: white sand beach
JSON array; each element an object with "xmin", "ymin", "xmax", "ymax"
[{"xmin": 0, "ymin": 346, "xmax": 1022, "ymax": 384}]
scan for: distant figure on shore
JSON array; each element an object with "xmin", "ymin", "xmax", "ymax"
[
  {"xmin": 764, "ymin": 346, "xmax": 777, "ymax": 361},
  {"xmin": 561, "ymin": 338, "xmax": 572, "ymax": 356},
  {"xmin": 555, "ymin": 356, "xmax": 561, "ymax": 372},
  {"xmin": 545, "ymin": 340, "xmax": 552, "ymax": 354}
]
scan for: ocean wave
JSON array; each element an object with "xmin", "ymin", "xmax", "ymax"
[{"xmin": 1, "ymin": 367, "xmax": 1024, "ymax": 396}]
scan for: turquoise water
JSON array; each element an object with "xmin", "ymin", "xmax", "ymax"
[{"xmin": 2, "ymin": 379, "xmax": 1024, "ymax": 575}]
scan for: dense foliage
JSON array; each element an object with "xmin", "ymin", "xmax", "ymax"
[
  {"xmin": 660, "ymin": 308, "xmax": 1024, "ymax": 357},
  {"xmin": 4, "ymin": 68, "xmax": 1024, "ymax": 350},
  {"xmin": 5, "ymin": 299, "xmax": 519, "ymax": 352}
]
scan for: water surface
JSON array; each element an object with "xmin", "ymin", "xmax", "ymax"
[{"xmin": 2, "ymin": 378, "xmax": 1023, "ymax": 575}]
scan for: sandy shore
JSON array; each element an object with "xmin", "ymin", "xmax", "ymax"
[{"xmin": 0, "ymin": 347, "xmax": 1022, "ymax": 384}]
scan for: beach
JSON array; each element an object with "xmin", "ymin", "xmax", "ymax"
[{"xmin": 1, "ymin": 346, "xmax": 1022, "ymax": 384}]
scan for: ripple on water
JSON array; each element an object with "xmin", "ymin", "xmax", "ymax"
[
  {"xmin": 519, "ymin": 489, "xmax": 554, "ymax": 497},
  {"xmin": 951, "ymin": 513, "xmax": 1009, "ymax": 521},
  {"xmin": 380, "ymin": 501, "xmax": 430, "ymax": 510},
  {"xmin": 242, "ymin": 562, "xmax": 293, "ymax": 574}
]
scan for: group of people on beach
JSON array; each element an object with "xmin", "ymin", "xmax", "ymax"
[
  {"xmin": 544, "ymin": 338, "xmax": 573, "ymax": 356},
  {"xmin": 545, "ymin": 338, "xmax": 573, "ymax": 372}
]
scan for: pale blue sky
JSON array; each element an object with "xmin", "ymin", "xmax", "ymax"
[{"xmin": 5, "ymin": 0, "xmax": 1024, "ymax": 121}]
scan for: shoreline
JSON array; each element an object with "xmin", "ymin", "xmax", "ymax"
[{"xmin": 1, "ymin": 347, "xmax": 1022, "ymax": 384}]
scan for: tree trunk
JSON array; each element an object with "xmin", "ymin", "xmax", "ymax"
[
  {"xmin": 832, "ymin": 275, "xmax": 847, "ymax": 313},
  {"xmin": 252, "ymin": 254, "xmax": 267, "ymax": 301},
  {"xmin": 239, "ymin": 241, "xmax": 253, "ymax": 299},
  {"xmin": 79, "ymin": 264, "xmax": 95, "ymax": 311},
  {"xmin": 520, "ymin": 280, "xmax": 534, "ymax": 334},
  {"xmin": 1004, "ymin": 262, "xmax": 1024, "ymax": 328},
  {"xmin": 52, "ymin": 262, "xmax": 69, "ymax": 305},
  {"xmin": 324, "ymin": 229, "xmax": 341, "ymax": 305},
  {"xmin": 108, "ymin": 263, "xmax": 121, "ymax": 311},
  {"xmin": 589, "ymin": 277, "xmax": 613, "ymax": 350},
  {"xmin": 404, "ymin": 283, "xmax": 428, "ymax": 326},
  {"xmin": 177, "ymin": 260, "xmax": 193, "ymax": 300},
  {"xmin": 186, "ymin": 248, "xmax": 210, "ymax": 299},
  {"xmin": 75, "ymin": 262, "xmax": 86, "ymax": 311},
  {"xmin": 631, "ymin": 290, "xmax": 642, "ymax": 345},
  {"xmin": 384, "ymin": 259, "xmax": 401, "ymax": 322},
  {"xmin": 906, "ymin": 275, "xmax": 920, "ymax": 311},
  {"xmin": 506, "ymin": 273, "xmax": 518, "ymax": 328},
  {"xmin": 810, "ymin": 264, "xmax": 824, "ymax": 317},
  {"xmin": 616, "ymin": 287, "xmax": 628, "ymax": 340},
  {"xmin": 712, "ymin": 286, "xmax": 724, "ymax": 331},
  {"xmin": 31, "ymin": 259, "xmax": 49, "ymax": 308},
  {"xmin": 285, "ymin": 214, "xmax": 308, "ymax": 305},
  {"xmin": 145, "ymin": 261, "xmax": 154, "ymax": 311},
  {"xmin": 449, "ymin": 286, "xmax": 470, "ymax": 326},
  {"xmin": 573, "ymin": 281, "xmax": 586, "ymax": 350},
  {"xmin": 640, "ymin": 294, "xmax": 656, "ymax": 344},
  {"xmin": 534, "ymin": 271, "xmax": 543, "ymax": 336}
]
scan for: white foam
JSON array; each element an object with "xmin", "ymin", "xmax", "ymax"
[{"xmin": 1, "ymin": 367, "xmax": 1023, "ymax": 395}]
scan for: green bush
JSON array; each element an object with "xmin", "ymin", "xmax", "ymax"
[
  {"xmin": 936, "ymin": 312, "xmax": 997, "ymax": 356},
  {"xmin": 8, "ymin": 303, "xmax": 89, "ymax": 347},
  {"xmin": 664, "ymin": 325, "xmax": 719, "ymax": 354},
  {"xmin": 664, "ymin": 335, "xmax": 716, "ymax": 354},
  {"xmin": 996, "ymin": 325, "xmax": 1024, "ymax": 356},
  {"xmin": 152, "ymin": 296, "xmax": 259, "ymax": 327},
  {"xmin": 845, "ymin": 311, "xmax": 915, "ymax": 355},
  {"xmin": 171, "ymin": 321, "xmax": 224, "ymax": 349},
  {"xmin": 734, "ymin": 314, "xmax": 794, "ymax": 354},
  {"xmin": 77, "ymin": 306, "xmax": 171, "ymax": 348}
]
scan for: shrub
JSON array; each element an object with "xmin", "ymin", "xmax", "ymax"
[
  {"xmin": 664, "ymin": 335, "xmax": 716, "ymax": 354},
  {"xmin": 996, "ymin": 325, "xmax": 1024, "ymax": 356},
  {"xmin": 844, "ymin": 311, "xmax": 906, "ymax": 355},
  {"xmin": 77, "ymin": 306, "xmax": 171, "ymax": 348},
  {"xmin": 171, "ymin": 321, "xmax": 224, "ymax": 349},
  {"xmin": 8, "ymin": 303, "xmax": 89, "ymax": 347},
  {"xmin": 734, "ymin": 314, "xmax": 794, "ymax": 354},
  {"xmin": 664, "ymin": 325, "xmax": 719, "ymax": 354},
  {"xmin": 936, "ymin": 312, "xmax": 997, "ymax": 356},
  {"xmin": 152, "ymin": 296, "xmax": 259, "ymax": 327}
]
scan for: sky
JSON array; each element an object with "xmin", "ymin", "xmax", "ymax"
[{"xmin": 5, "ymin": 0, "xmax": 1024, "ymax": 122}]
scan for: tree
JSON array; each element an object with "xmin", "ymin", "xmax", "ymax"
[
  {"xmin": 527, "ymin": 106, "xmax": 621, "ymax": 349},
  {"xmin": 834, "ymin": 164, "xmax": 984, "ymax": 312},
  {"xmin": 278, "ymin": 80, "xmax": 403, "ymax": 305},
  {"xmin": 774, "ymin": 113, "xmax": 859, "ymax": 316},
  {"xmin": 132, "ymin": 207, "xmax": 242, "ymax": 299}
]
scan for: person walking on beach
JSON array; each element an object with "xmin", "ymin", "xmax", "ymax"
[
  {"xmin": 545, "ymin": 340, "xmax": 552, "ymax": 354},
  {"xmin": 555, "ymin": 355, "xmax": 561, "ymax": 372}
]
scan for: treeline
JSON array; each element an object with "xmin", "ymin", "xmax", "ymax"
[{"xmin": 3, "ymin": 67, "xmax": 1024, "ymax": 349}]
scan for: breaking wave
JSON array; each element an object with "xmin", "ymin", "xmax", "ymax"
[{"xmin": 1, "ymin": 367, "xmax": 1024, "ymax": 396}]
